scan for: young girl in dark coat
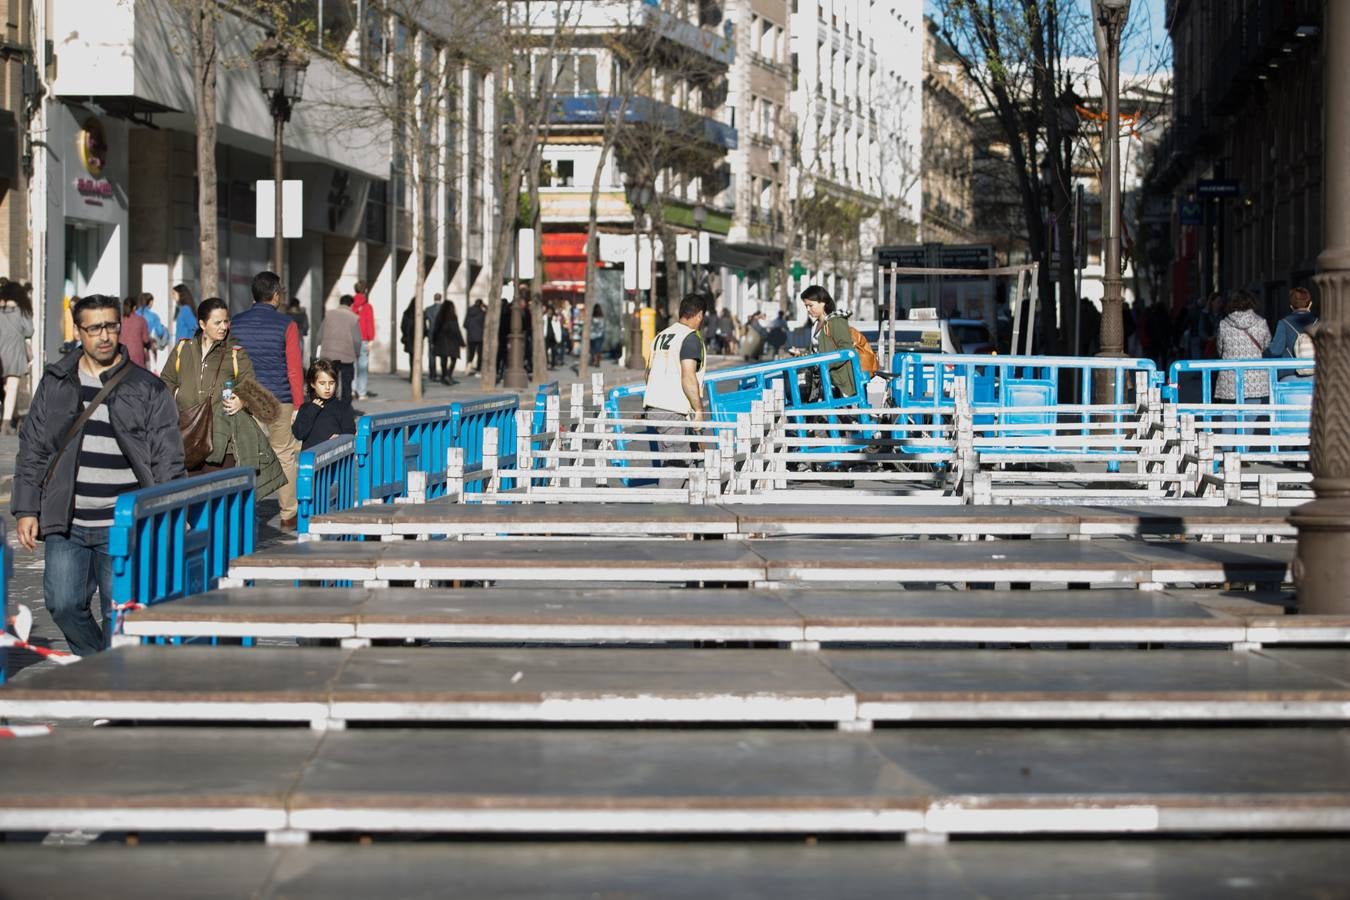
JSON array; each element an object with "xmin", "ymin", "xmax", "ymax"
[{"xmin": 292, "ymin": 359, "xmax": 358, "ymax": 449}]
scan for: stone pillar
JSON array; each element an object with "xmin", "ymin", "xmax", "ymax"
[{"xmin": 1291, "ymin": 2, "xmax": 1350, "ymax": 613}]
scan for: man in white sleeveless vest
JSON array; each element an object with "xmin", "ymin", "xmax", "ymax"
[{"xmin": 644, "ymin": 294, "xmax": 707, "ymax": 489}]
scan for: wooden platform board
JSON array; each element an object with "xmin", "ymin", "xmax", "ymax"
[
  {"xmin": 116, "ymin": 587, "xmax": 1317, "ymax": 646},
  {"xmin": 306, "ymin": 501, "xmax": 1297, "ymax": 540},
  {"xmin": 4, "ymin": 841, "xmax": 1350, "ymax": 898},
  {"xmin": 225, "ymin": 539, "xmax": 1293, "ymax": 587},
  {"xmin": 3, "ymin": 726, "xmax": 1350, "ymax": 836},
  {"xmin": 8, "ymin": 646, "xmax": 1350, "ymax": 725}
]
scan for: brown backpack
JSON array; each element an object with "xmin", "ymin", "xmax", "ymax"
[{"xmin": 848, "ymin": 326, "xmax": 879, "ymax": 375}]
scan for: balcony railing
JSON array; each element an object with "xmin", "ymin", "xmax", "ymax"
[
  {"xmin": 641, "ymin": 3, "xmax": 735, "ymax": 67},
  {"xmin": 544, "ymin": 95, "xmax": 738, "ymax": 151}
]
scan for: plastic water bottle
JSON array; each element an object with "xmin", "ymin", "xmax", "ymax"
[{"xmin": 222, "ymin": 379, "xmax": 234, "ymax": 403}]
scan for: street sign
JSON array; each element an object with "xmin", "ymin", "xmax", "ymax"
[
  {"xmin": 1196, "ymin": 179, "xmax": 1240, "ymax": 198},
  {"xmin": 1179, "ymin": 199, "xmax": 1202, "ymax": 226},
  {"xmin": 256, "ymin": 180, "xmax": 303, "ymax": 239}
]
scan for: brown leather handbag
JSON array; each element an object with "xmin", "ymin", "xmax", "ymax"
[{"xmin": 174, "ymin": 341, "xmax": 229, "ymax": 470}]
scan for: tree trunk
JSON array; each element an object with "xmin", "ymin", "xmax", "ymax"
[
  {"xmin": 191, "ymin": 0, "xmax": 219, "ymax": 298},
  {"xmin": 659, "ymin": 215, "xmax": 679, "ymax": 320},
  {"xmin": 409, "ymin": 136, "xmax": 425, "ymax": 402},
  {"xmin": 527, "ymin": 146, "xmax": 548, "ymax": 380}
]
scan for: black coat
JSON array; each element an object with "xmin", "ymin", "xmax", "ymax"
[
  {"xmin": 464, "ymin": 305, "xmax": 485, "ymax": 342},
  {"xmin": 433, "ymin": 304, "xmax": 464, "ymax": 357},
  {"xmin": 292, "ymin": 397, "xmax": 357, "ymax": 450},
  {"xmin": 12, "ymin": 348, "xmax": 185, "ymax": 538}
]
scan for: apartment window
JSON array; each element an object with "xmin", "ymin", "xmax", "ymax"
[
  {"xmin": 555, "ymin": 54, "xmax": 576, "ymax": 95},
  {"xmin": 759, "ymin": 99, "xmax": 773, "ymax": 137},
  {"xmin": 577, "ymin": 55, "xmax": 598, "ymax": 93}
]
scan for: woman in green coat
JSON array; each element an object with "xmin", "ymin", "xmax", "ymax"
[
  {"xmin": 800, "ymin": 285, "xmax": 857, "ymax": 399},
  {"xmin": 159, "ymin": 298, "xmax": 287, "ymax": 499}
]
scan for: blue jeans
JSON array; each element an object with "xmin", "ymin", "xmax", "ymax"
[
  {"xmin": 43, "ymin": 525, "xmax": 113, "ymax": 656},
  {"xmin": 355, "ymin": 342, "xmax": 369, "ymax": 397}
]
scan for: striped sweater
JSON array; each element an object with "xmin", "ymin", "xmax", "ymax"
[{"xmin": 71, "ymin": 369, "xmax": 139, "ymax": 527}]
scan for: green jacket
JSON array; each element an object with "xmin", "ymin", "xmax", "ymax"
[
  {"xmin": 816, "ymin": 314, "xmax": 858, "ymax": 398},
  {"xmin": 160, "ymin": 337, "xmax": 287, "ymax": 499}
]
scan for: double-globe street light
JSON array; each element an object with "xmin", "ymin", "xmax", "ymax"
[
  {"xmin": 624, "ymin": 176, "xmax": 654, "ymax": 370},
  {"xmin": 1091, "ymin": 0, "xmax": 1129, "ymax": 367},
  {"xmin": 254, "ymin": 36, "xmax": 309, "ymax": 275}
]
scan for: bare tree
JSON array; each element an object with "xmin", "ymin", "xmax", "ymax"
[
  {"xmin": 186, "ymin": 0, "xmax": 220, "ymax": 298},
  {"xmin": 479, "ymin": 1, "xmax": 580, "ymax": 392},
  {"xmin": 934, "ymin": 0, "xmax": 1170, "ymax": 354}
]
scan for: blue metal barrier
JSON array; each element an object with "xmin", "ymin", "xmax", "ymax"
[
  {"xmin": 451, "ymin": 395, "xmax": 521, "ymax": 492},
  {"xmin": 892, "ymin": 353, "xmax": 1161, "ymax": 424},
  {"xmin": 1167, "ymin": 358, "xmax": 1314, "ymax": 452},
  {"xmin": 1, "ymin": 519, "xmax": 10, "ymax": 684},
  {"xmin": 108, "ymin": 469, "xmax": 256, "ymax": 642},
  {"xmin": 296, "ymin": 435, "xmax": 358, "ymax": 535},
  {"xmin": 532, "ymin": 381, "xmax": 559, "ymax": 436},
  {"xmin": 354, "ymin": 405, "xmax": 456, "ymax": 505}
]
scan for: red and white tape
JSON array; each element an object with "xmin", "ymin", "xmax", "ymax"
[
  {"xmin": 0, "ymin": 725, "xmax": 52, "ymax": 738},
  {"xmin": 0, "ymin": 632, "xmax": 78, "ymax": 665}
]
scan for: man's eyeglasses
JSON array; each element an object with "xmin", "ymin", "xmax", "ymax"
[{"xmin": 78, "ymin": 322, "xmax": 122, "ymax": 337}]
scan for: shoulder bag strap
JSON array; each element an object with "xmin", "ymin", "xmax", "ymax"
[{"xmin": 42, "ymin": 362, "xmax": 135, "ymax": 488}]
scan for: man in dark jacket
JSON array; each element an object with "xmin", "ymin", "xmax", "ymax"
[
  {"xmin": 464, "ymin": 299, "xmax": 486, "ymax": 372},
  {"xmin": 12, "ymin": 295, "xmax": 184, "ymax": 655},
  {"xmin": 231, "ymin": 271, "xmax": 304, "ymax": 529}
]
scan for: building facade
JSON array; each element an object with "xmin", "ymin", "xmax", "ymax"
[
  {"xmin": 27, "ymin": 0, "xmax": 497, "ymax": 375},
  {"xmin": 920, "ymin": 20, "xmax": 976, "ymax": 245},
  {"xmin": 1149, "ymin": 0, "xmax": 1324, "ymax": 316},
  {"xmin": 529, "ymin": 0, "xmax": 739, "ymax": 330},
  {"xmin": 786, "ymin": 0, "xmax": 922, "ymax": 317}
]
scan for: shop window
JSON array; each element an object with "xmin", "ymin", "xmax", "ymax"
[{"xmin": 557, "ymin": 159, "xmax": 574, "ymax": 187}]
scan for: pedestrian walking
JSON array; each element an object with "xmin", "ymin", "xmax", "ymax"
[
  {"xmin": 432, "ymin": 298, "xmax": 464, "ymax": 384},
  {"xmin": 230, "ymin": 271, "xmax": 306, "ymax": 529},
  {"xmin": 160, "ymin": 298, "xmax": 286, "ymax": 495},
  {"xmin": 1266, "ymin": 286, "xmax": 1317, "ymax": 360},
  {"xmin": 12, "ymin": 294, "xmax": 184, "ymax": 655},
  {"xmin": 172, "ymin": 284, "xmax": 198, "ymax": 344},
  {"xmin": 350, "ymin": 281, "xmax": 377, "ymax": 400},
  {"xmin": 292, "ymin": 358, "xmax": 357, "ymax": 450},
  {"xmin": 119, "ymin": 296, "xmax": 153, "ymax": 368},
  {"xmin": 138, "ymin": 292, "xmax": 169, "ymax": 368},
  {"xmin": 0, "ymin": 279, "xmax": 34, "ymax": 434},
  {"xmin": 545, "ymin": 304, "xmax": 566, "ymax": 367},
  {"xmin": 795, "ymin": 285, "xmax": 857, "ymax": 400},
  {"xmin": 464, "ymin": 299, "xmax": 485, "ymax": 372},
  {"xmin": 319, "ymin": 295, "xmax": 362, "ymax": 403},
  {"xmin": 285, "ymin": 298, "xmax": 309, "ymax": 359},
  {"xmin": 766, "ymin": 310, "xmax": 787, "ymax": 359},
  {"xmin": 643, "ymin": 294, "xmax": 706, "ymax": 489},
  {"xmin": 424, "ymin": 293, "xmax": 443, "ymax": 381},
  {"xmin": 1216, "ymin": 290, "xmax": 1271, "ymax": 402}
]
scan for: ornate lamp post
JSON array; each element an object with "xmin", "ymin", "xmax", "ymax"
[
  {"xmin": 624, "ymin": 176, "xmax": 654, "ymax": 370},
  {"xmin": 254, "ymin": 36, "xmax": 309, "ymax": 275},
  {"xmin": 1091, "ymin": 0, "xmax": 1129, "ymax": 397},
  {"xmin": 1292, "ymin": 3, "xmax": 1350, "ymax": 613}
]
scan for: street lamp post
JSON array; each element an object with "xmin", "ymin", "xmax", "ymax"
[
  {"xmin": 254, "ymin": 36, "xmax": 309, "ymax": 275},
  {"xmin": 624, "ymin": 177, "xmax": 653, "ymax": 370},
  {"xmin": 1292, "ymin": 3, "xmax": 1350, "ymax": 613},
  {"xmin": 1091, "ymin": 0, "xmax": 1129, "ymax": 398}
]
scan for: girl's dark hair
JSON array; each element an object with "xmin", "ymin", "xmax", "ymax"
[
  {"xmin": 1, "ymin": 279, "xmax": 32, "ymax": 316},
  {"xmin": 800, "ymin": 284, "xmax": 835, "ymax": 313},
  {"xmin": 123, "ymin": 296, "xmax": 139, "ymax": 316},
  {"xmin": 306, "ymin": 358, "xmax": 340, "ymax": 396},
  {"xmin": 173, "ymin": 283, "xmax": 194, "ymax": 307},
  {"xmin": 592, "ymin": 304, "xmax": 604, "ymax": 317},
  {"xmin": 1227, "ymin": 290, "xmax": 1258, "ymax": 314},
  {"xmin": 196, "ymin": 297, "xmax": 228, "ymax": 322}
]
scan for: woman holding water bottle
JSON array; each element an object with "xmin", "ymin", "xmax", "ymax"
[{"xmin": 159, "ymin": 297, "xmax": 287, "ymax": 497}]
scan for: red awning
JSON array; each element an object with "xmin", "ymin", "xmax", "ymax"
[{"xmin": 543, "ymin": 232, "xmax": 589, "ymax": 285}]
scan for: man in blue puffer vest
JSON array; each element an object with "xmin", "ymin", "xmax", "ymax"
[{"xmin": 230, "ymin": 271, "xmax": 304, "ymax": 529}]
